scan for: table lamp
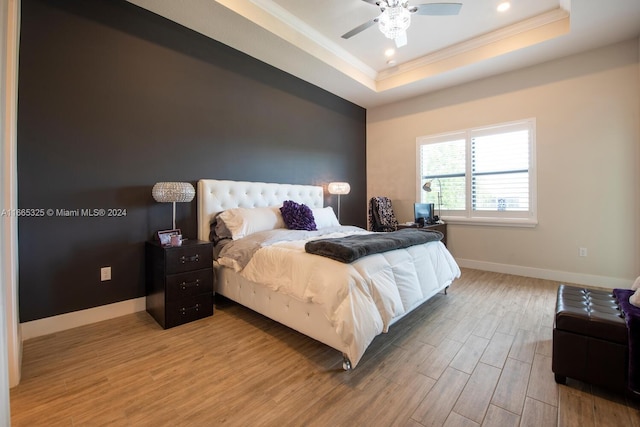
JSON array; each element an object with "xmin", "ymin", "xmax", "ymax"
[
  {"xmin": 152, "ymin": 182, "xmax": 195, "ymax": 229},
  {"xmin": 328, "ymin": 182, "xmax": 350, "ymax": 222},
  {"xmin": 422, "ymin": 179, "xmax": 442, "ymax": 221}
]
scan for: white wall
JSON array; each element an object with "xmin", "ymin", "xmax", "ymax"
[
  {"xmin": 368, "ymin": 39, "xmax": 640, "ymax": 287},
  {"xmin": 0, "ymin": 5, "xmax": 10, "ymax": 404},
  {"xmin": 1, "ymin": 0, "xmax": 21, "ymax": 410}
]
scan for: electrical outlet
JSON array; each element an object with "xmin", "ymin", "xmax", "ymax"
[
  {"xmin": 579, "ymin": 247, "xmax": 588, "ymax": 257},
  {"xmin": 100, "ymin": 266, "xmax": 111, "ymax": 281}
]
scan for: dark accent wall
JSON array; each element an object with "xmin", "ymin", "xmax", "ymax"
[{"xmin": 18, "ymin": 0, "xmax": 366, "ymax": 322}]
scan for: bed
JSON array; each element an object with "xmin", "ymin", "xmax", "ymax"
[{"xmin": 197, "ymin": 179, "xmax": 461, "ymax": 369}]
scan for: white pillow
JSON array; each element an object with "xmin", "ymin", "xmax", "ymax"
[
  {"xmin": 312, "ymin": 207, "xmax": 340, "ymax": 228},
  {"xmin": 632, "ymin": 276, "xmax": 640, "ymax": 291},
  {"xmin": 630, "ymin": 290, "xmax": 640, "ymax": 308},
  {"xmin": 218, "ymin": 206, "xmax": 285, "ymax": 240}
]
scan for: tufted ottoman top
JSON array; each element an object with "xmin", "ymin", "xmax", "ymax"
[{"xmin": 555, "ymin": 284, "xmax": 628, "ymax": 344}]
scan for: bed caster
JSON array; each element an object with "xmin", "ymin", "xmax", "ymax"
[{"xmin": 342, "ymin": 355, "xmax": 352, "ymax": 371}]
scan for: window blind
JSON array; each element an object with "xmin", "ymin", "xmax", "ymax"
[{"xmin": 417, "ymin": 118, "xmax": 536, "ymax": 225}]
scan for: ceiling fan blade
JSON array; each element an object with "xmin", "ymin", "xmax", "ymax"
[
  {"xmin": 394, "ymin": 32, "xmax": 407, "ymax": 48},
  {"xmin": 341, "ymin": 18, "xmax": 378, "ymax": 39},
  {"xmin": 412, "ymin": 3, "xmax": 462, "ymax": 15}
]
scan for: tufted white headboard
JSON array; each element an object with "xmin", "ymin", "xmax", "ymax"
[{"xmin": 197, "ymin": 179, "xmax": 324, "ymax": 242}]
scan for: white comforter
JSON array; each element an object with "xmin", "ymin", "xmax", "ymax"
[{"xmin": 217, "ymin": 227, "xmax": 460, "ymax": 367}]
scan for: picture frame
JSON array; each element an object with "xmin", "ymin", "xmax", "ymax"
[{"xmin": 157, "ymin": 229, "xmax": 181, "ymax": 247}]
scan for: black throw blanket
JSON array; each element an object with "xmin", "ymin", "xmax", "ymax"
[
  {"xmin": 305, "ymin": 229, "xmax": 443, "ymax": 263},
  {"xmin": 613, "ymin": 288, "xmax": 640, "ymax": 395}
]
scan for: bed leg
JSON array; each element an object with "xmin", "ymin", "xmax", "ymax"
[
  {"xmin": 444, "ymin": 286, "xmax": 449, "ymax": 295},
  {"xmin": 342, "ymin": 354, "xmax": 352, "ymax": 371}
]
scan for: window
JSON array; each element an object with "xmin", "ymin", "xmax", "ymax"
[{"xmin": 417, "ymin": 119, "xmax": 536, "ymax": 226}]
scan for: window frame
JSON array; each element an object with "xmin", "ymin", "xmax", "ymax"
[{"xmin": 416, "ymin": 118, "xmax": 537, "ymax": 227}]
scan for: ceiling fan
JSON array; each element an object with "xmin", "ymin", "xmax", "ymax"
[{"xmin": 341, "ymin": 1, "xmax": 462, "ymax": 48}]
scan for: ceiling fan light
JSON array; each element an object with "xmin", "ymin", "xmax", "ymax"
[
  {"xmin": 378, "ymin": 6, "xmax": 411, "ymax": 40},
  {"xmin": 394, "ymin": 31, "xmax": 407, "ymax": 48}
]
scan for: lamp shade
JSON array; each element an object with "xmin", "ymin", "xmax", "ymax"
[
  {"xmin": 152, "ymin": 182, "xmax": 195, "ymax": 203},
  {"xmin": 328, "ymin": 182, "xmax": 351, "ymax": 195}
]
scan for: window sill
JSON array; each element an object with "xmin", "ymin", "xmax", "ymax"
[{"xmin": 442, "ymin": 216, "xmax": 538, "ymax": 228}]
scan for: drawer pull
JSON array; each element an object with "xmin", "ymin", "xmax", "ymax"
[
  {"xmin": 179, "ymin": 304, "xmax": 201, "ymax": 315},
  {"xmin": 180, "ymin": 279, "xmax": 201, "ymax": 291},
  {"xmin": 180, "ymin": 254, "xmax": 200, "ymax": 264}
]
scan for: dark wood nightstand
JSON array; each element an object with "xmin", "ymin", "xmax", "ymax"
[
  {"xmin": 397, "ymin": 223, "xmax": 447, "ymax": 246},
  {"xmin": 145, "ymin": 239, "xmax": 214, "ymax": 328}
]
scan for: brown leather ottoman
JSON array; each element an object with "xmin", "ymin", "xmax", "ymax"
[{"xmin": 552, "ymin": 284, "xmax": 628, "ymax": 392}]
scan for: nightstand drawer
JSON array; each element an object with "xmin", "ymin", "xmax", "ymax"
[
  {"xmin": 165, "ymin": 293, "xmax": 214, "ymax": 328},
  {"xmin": 165, "ymin": 244, "xmax": 213, "ymax": 274},
  {"xmin": 166, "ymin": 269, "xmax": 213, "ymax": 301},
  {"xmin": 146, "ymin": 239, "xmax": 214, "ymax": 329}
]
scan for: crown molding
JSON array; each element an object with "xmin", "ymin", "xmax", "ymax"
[
  {"xmin": 217, "ymin": 0, "xmax": 378, "ymax": 89},
  {"xmin": 378, "ymin": 8, "xmax": 570, "ymax": 80},
  {"xmin": 376, "ymin": 8, "xmax": 570, "ymax": 91},
  {"xmin": 220, "ymin": 2, "xmax": 570, "ymax": 95}
]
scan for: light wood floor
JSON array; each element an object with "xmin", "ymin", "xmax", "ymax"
[{"xmin": 10, "ymin": 268, "xmax": 640, "ymax": 426}]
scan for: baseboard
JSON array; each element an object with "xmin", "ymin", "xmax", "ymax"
[
  {"xmin": 456, "ymin": 258, "xmax": 633, "ymax": 289},
  {"xmin": 20, "ymin": 297, "xmax": 146, "ymax": 340},
  {"xmin": 18, "ymin": 261, "xmax": 633, "ymax": 340}
]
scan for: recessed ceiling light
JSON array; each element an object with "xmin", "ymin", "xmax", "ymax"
[
  {"xmin": 497, "ymin": 2, "xmax": 511, "ymax": 12},
  {"xmin": 385, "ymin": 48, "xmax": 395, "ymax": 57},
  {"xmin": 387, "ymin": 59, "xmax": 397, "ymax": 66}
]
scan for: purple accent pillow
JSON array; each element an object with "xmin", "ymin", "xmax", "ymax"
[{"xmin": 280, "ymin": 200, "xmax": 317, "ymax": 231}]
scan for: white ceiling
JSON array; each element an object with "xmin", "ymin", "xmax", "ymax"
[{"xmin": 128, "ymin": 0, "xmax": 640, "ymax": 108}]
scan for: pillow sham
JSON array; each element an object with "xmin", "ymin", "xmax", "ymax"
[
  {"xmin": 217, "ymin": 206, "xmax": 285, "ymax": 240},
  {"xmin": 280, "ymin": 200, "xmax": 317, "ymax": 231},
  {"xmin": 210, "ymin": 213, "xmax": 232, "ymax": 245},
  {"xmin": 632, "ymin": 276, "xmax": 640, "ymax": 291},
  {"xmin": 311, "ymin": 207, "xmax": 340, "ymax": 228}
]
